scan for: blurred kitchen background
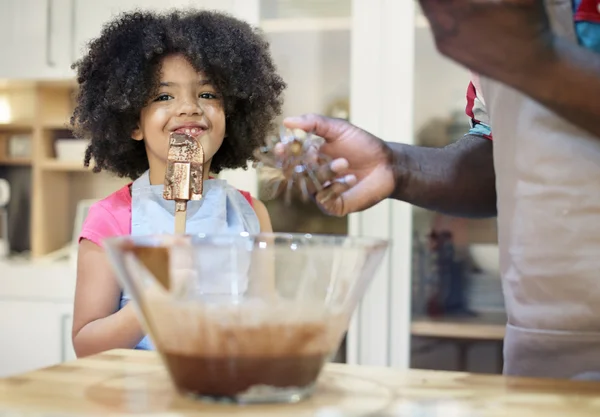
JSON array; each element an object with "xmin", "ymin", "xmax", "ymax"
[{"xmin": 0, "ymin": 0, "xmax": 503, "ymax": 377}]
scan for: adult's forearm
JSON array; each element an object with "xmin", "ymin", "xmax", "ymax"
[
  {"xmin": 390, "ymin": 135, "xmax": 497, "ymax": 218},
  {"xmin": 498, "ymin": 36, "xmax": 600, "ymax": 139},
  {"xmin": 73, "ymin": 303, "xmax": 145, "ymax": 357}
]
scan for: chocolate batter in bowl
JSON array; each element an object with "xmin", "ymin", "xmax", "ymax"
[{"xmin": 103, "ymin": 233, "xmax": 389, "ymax": 404}]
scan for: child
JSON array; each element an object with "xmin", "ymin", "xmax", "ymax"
[{"xmin": 70, "ymin": 9, "xmax": 286, "ymax": 357}]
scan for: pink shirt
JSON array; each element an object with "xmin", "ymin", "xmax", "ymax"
[{"xmin": 79, "ymin": 183, "xmax": 253, "ymax": 247}]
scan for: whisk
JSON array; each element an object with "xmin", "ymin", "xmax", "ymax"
[{"xmin": 253, "ymin": 127, "xmax": 332, "ymax": 204}]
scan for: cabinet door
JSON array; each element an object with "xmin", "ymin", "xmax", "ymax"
[
  {"xmin": 70, "ymin": 0, "xmax": 235, "ymax": 69},
  {"xmin": 0, "ymin": 300, "xmax": 74, "ymax": 377},
  {"xmin": 57, "ymin": 302, "xmax": 77, "ymax": 363},
  {"xmin": 0, "ymin": 0, "xmax": 70, "ymax": 79}
]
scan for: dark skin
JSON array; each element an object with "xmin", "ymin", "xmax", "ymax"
[
  {"xmin": 282, "ymin": 1, "xmax": 600, "ymax": 217},
  {"xmin": 418, "ymin": 0, "xmax": 600, "ymax": 138},
  {"xmin": 392, "ymin": 135, "xmax": 496, "ymax": 217},
  {"xmin": 283, "ymin": 114, "xmax": 496, "ymax": 218}
]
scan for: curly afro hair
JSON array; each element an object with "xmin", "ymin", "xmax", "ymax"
[{"xmin": 70, "ymin": 9, "xmax": 286, "ymax": 179}]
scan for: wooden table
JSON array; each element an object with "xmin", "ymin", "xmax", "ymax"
[
  {"xmin": 411, "ymin": 312, "xmax": 506, "ymax": 373},
  {"xmin": 0, "ymin": 349, "xmax": 599, "ymax": 416}
]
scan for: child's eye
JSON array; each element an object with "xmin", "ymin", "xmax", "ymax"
[
  {"xmin": 154, "ymin": 94, "xmax": 173, "ymax": 102},
  {"xmin": 199, "ymin": 92, "xmax": 218, "ymax": 99}
]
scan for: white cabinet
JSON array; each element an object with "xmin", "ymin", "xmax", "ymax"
[
  {"xmin": 0, "ymin": 0, "xmax": 71, "ymax": 79},
  {"xmin": 70, "ymin": 0, "xmax": 214, "ymax": 67},
  {"xmin": 69, "ymin": 0, "xmax": 240, "ymax": 75},
  {"xmin": 0, "ymin": 260, "xmax": 76, "ymax": 377},
  {"xmin": 0, "ymin": 300, "xmax": 75, "ymax": 377},
  {"xmin": 345, "ymin": 0, "xmax": 415, "ymax": 370},
  {"xmin": 0, "ymin": 0, "xmax": 237, "ymax": 80}
]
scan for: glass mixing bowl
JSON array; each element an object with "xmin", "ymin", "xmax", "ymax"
[{"xmin": 103, "ymin": 232, "xmax": 389, "ymax": 404}]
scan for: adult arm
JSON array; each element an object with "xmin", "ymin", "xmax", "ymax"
[
  {"xmin": 283, "ymin": 119, "xmax": 496, "ymax": 218},
  {"xmin": 391, "ymin": 134, "xmax": 496, "ymax": 218}
]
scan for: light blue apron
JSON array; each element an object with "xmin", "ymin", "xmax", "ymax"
[{"xmin": 120, "ymin": 170, "xmax": 260, "ymax": 350}]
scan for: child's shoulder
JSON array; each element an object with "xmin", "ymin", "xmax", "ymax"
[
  {"xmin": 237, "ymin": 189, "xmax": 253, "ymax": 207},
  {"xmin": 79, "ymin": 184, "xmax": 132, "ymax": 246},
  {"xmin": 95, "ymin": 183, "xmax": 132, "ymax": 212}
]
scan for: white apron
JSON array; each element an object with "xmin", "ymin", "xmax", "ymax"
[
  {"xmin": 121, "ymin": 170, "xmax": 260, "ymax": 350},
  {"xmin": 479, "ymin": 0, "xmax": 600, "ymax": 378}
]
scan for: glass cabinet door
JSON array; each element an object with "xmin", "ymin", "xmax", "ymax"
[
  {"xmin": 256, "ymin": 0, "xmax": 352, "ymax": 364},
  {"xmin": 409, "ymin": 4, "xmax": 504, "ymax": 375},
  {"xmin": 256, "ymin": 0, "xmax": 352, "ymax": 237},
  {"xmin": 221, "ymin": 0, "xmax": 416, "ymax": 370}
]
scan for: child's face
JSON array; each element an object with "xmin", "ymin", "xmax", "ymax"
[{"xmin": 132, "ymin": 54, "xmax": 226, "ymax": 176}]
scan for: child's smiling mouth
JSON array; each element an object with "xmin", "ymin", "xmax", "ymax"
[{"xmin": 171, "ymin": 123, "xmax": 208, "ymax": 138}]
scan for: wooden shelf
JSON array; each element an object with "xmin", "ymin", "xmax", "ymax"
[
  {"xmin": 0, "ymin": 122, "xmax": 34, "ymax": 131},
  {"xmin": 40, "ymin": 160, "xmax": 90, "ymax": 172},
  {"xmin": 261, "ymin": 17, "xmax": 351, "ymax": 33},
  {"xmin": 411, "ymin": 312, "xmax": 506, "ymax": 341},
  {"xmin": 37, "ymin": 79, "xmax": 78, "ymax": 89},
  {"xmin": 42, "ymin": 121, "xmax": 71, "ymax": 130},
  {"xmin": 0, "ymin": 157, "xmax": 31, "ymax": 166}
]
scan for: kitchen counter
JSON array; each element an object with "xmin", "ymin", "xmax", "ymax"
[{"xmin": 0, "ymin": 349, "xmax": 599, "ymax": 416}]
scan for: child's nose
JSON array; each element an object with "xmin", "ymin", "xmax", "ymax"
[{"xmin": 177, "ymin": 97, "xmax": 204, "ymax": 116}]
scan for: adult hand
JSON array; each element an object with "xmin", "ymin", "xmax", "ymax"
[
  {"xmin": 418, "ymin": 0, "xmax": 553, "ymax": 83},
  {"xmin": 282, "ymin": 114, "xmax": 400, "ymax": 217}
]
